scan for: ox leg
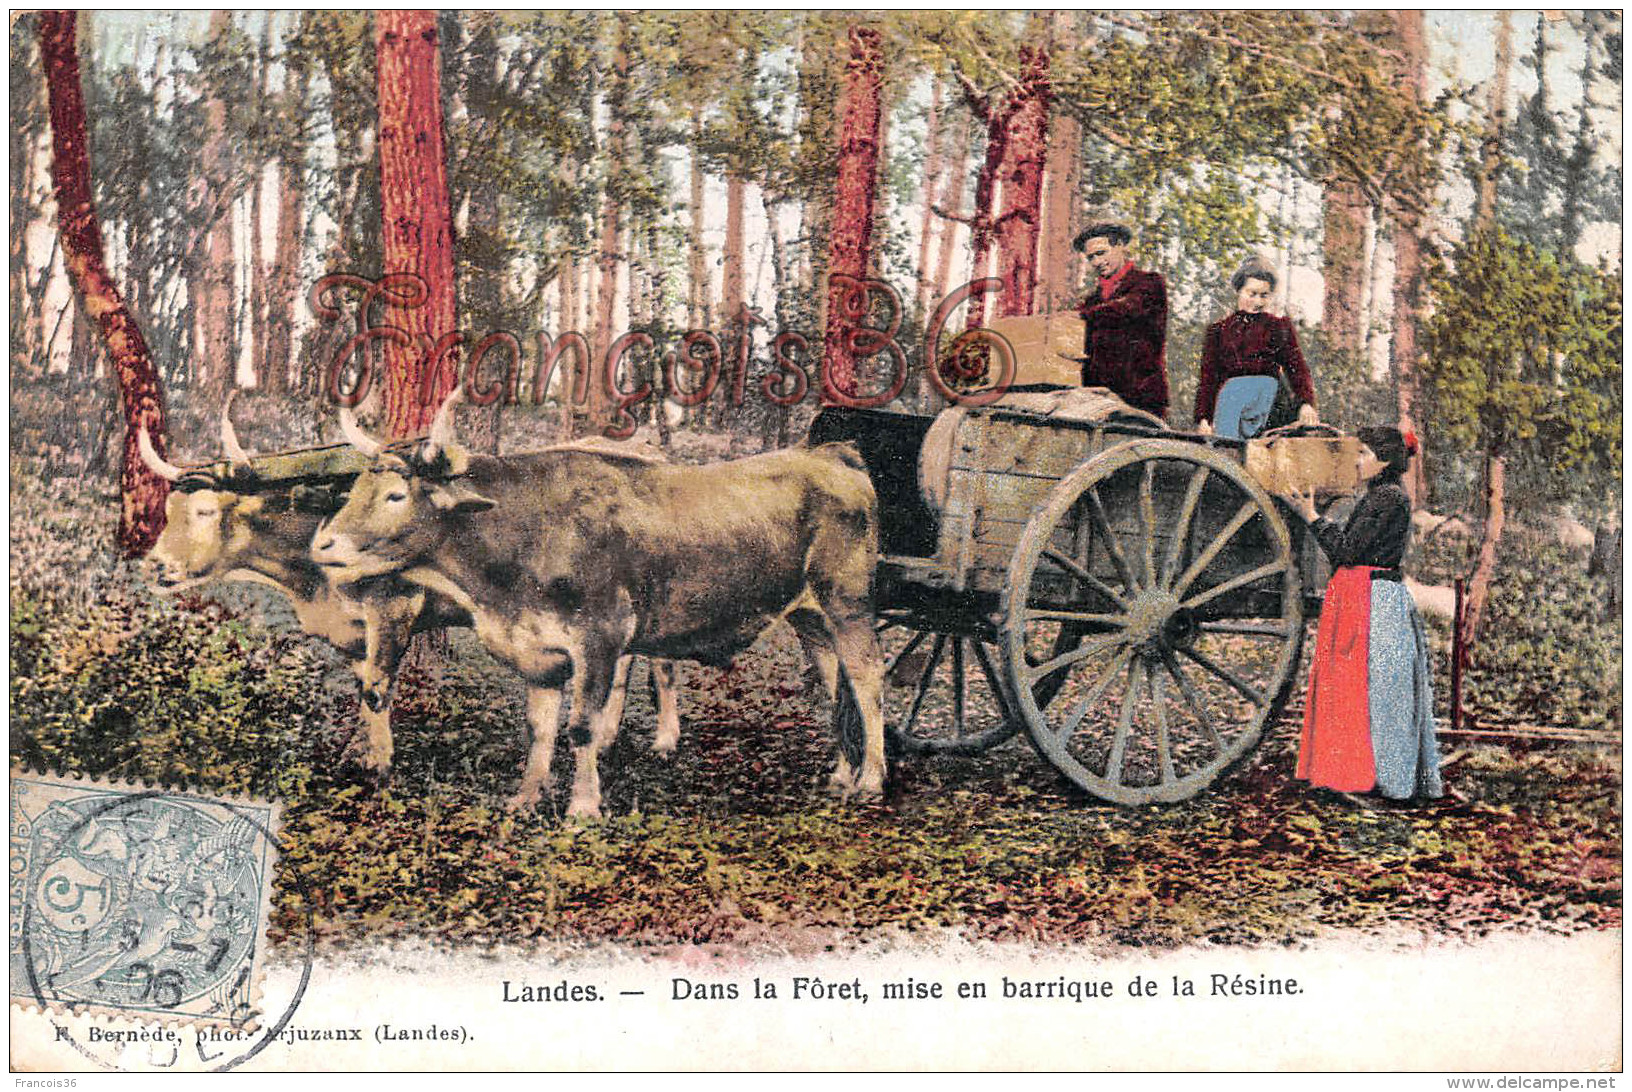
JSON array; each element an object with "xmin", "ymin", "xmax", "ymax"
[
  {"xmin": 594, "ymin": 655, "xmax": 633, "ymax": 753},
  {"xmin": 649, "ymin": 660, "xmax": 681, "ymax": 754},
  {"xmin": 508, "ymin": 686, "xmax": 564, "ymax": 811},
  {"xmin": 815, "ymin": 597, "xmax": 887, "ymax": 801},
  {"xmin": 346, "ymin": 605, "xmax": 418, "ymax": 780},
  {"xmin": 788, "ymin": 606, "xmax": 859, "ymax": 794},
  {"xmin": 565, "ymin": 646, "xmax": 621, "ymax": 821}
]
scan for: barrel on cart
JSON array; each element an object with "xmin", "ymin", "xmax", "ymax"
[{"xmin": 811, "ymin": 387, "xmax": 1346, "ymax": 805}]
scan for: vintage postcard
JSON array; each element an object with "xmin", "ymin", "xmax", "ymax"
[{"xmin": 8, "ymin": 10, "xmax": 1621, "ymax": 1074}]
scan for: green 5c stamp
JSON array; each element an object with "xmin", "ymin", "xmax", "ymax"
[{"xmin": 9, "ymin": 773, "xmax": 279, "ymax": 1027}]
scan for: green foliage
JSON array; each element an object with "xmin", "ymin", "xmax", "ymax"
[{"xmin": 1422, "ymin": 227, "xmax": 1622, "ymax": 504}]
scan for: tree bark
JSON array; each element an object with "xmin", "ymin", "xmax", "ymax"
[
  {"xmin": 1457, "ymin": 449, "xmax": 1504, "ymax": 658},
  {"xmin": 192, "ymin": 10, "xmax": 237, "ymax": 403},
  {"xmin": 992, "ymin": 41, "xmax": 1051, "ymax": 318},
  {"xmin": 912, "ymin": 79, "xmax": 945, "ymax": 319},
  {"xmin": 930, "ymin": 115, "xmax": 970, "ymax": 321},
  {"xmin": 590, "ymin": 17, "xmax": 631, "ymax": 434},
  {"xmin": 266, "ymin": 56, "xmax": 308, "ymax": 396},
  {"xmin": 375, "ymin": 9, "xmax": 458, "ymax": 438},
  {"xmin": 1389, "ymin": 9, "xmax": 1428, "ymax": 503},
  {"xmin": 1460, "ymin": 11, "xmax": 1515, "ymax": 653},
  {"xmin": 1320, "ymin": 178, "xmax": 1366, "ymax": 359},
  {"xmin": 40, "ymin": 10, "xmax": 170, "ymax": 556},
  {"xmin": 820, "ymin": 25, "xmax": 884, "ymax": 404}
]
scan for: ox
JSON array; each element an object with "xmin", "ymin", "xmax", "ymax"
[
  {"xmin": 312, "ymin": 394, "xmax": 886, "ymax": 818},
  {"xmin": 139, "ymin": 403, "xmax": 680, "ymax": 786}
]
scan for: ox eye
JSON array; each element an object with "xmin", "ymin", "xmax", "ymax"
[{"xmin": 386, "ymin": 491, "xmax": 407, "ymax": 503}]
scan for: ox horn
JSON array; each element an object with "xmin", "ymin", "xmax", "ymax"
[
  {"xmin": 136, "ymin": 426, "xmax": 185, "ymax": 482},
  {"xmin": 338, "ymin": 403, "xmax": 384, "ymax": 457},
  {"xmin": 220, "ymin": 390, "xmax": 253, "ymax": 465},
  {"xmin": 425, "ymin": 384, "xmax": 465, "ymax": 456}
]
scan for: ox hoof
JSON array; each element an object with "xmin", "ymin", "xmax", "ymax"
[
  {"xmin": 826, "ymin": 762, "xmax": 858, "ymax": 797},
  {"xmin": 505, "ymin": 786, "xmax": 546, "ymax": 812},
  {"xmin": 565, "ymin": 799, "xmax": 603, "ymax": 821},
  {"xmin": 337, "ymin": 752, "xmax": 391, "ymax": 791},
  {"xmin": 651, "ymin": 735, "xmax": 679, "ymax": 756}
]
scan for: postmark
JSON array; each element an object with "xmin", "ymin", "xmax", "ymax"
[{"xmin": 9, "ymin": 772, "xmax": 280, "ymax": 1029}]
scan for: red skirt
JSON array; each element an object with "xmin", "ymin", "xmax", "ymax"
[{"xmin": 1296, "ymin": 566, "xmax": 1379, "ymax": 791}]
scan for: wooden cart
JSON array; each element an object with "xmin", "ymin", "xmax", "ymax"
[{"xmin": 811, "ymin": 390, "xmax": 1336, "ymax": 805}]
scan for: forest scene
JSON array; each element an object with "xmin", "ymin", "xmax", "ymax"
[{"xmin": 8, "ymin": 8, "xmax": 1622, "ymax": 965}]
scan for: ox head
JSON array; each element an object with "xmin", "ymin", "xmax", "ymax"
[
  {"xmin": 313, "ymin": 389, "xmax": 496, "ymax": 582},
  {"xmin": 140, "ymin": 396, "xmax": 281, "ymax": 591}
]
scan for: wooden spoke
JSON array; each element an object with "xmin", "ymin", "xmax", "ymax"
[
  {"xmin": 971, "ymin": 639, "xmax": 1017, "ymax": 722},
  {"xmin": 875, "ymin": 615, "xmax": 909, "ymax": 635},
  {"xmin": 1171, "ymin": 500, "xmax": 1259, "ymax": 598},
  {"xmin": 1084, "ymin": 487, "xmax": 1140, "ymax": 593},
  {"xmin": 1025, "ymin": 607, "xmax": 1126, "ymax": 627},
  {"xmin": 1052, "ymin": 645, "xmax": 1135, "ymax": 746},
  {"xmin": 1198, "ymin": 621, "xmax": 1291, "ymax": 639},
  {"xmin": 1177, "ymin": 643, "xmax": 1267, "ymax": 708},
  {"xmin": 1104, "ymin": 657, "xmax": 1142, "ymax": 785},
  {"xmin": 951, "ymin": 637, "xmax": 967, "ymax": 740},
  {"xmin": 1022, "ymin": 631, "xmax": 1125, "ymax": 688},
  {"xmin": 900, "ymin": 634, "xmax": 948, "ymax": 738},
  {"xmin": 883, "ymin": 630, "xmax": 928, "ymax": 676},
  {"xmin": 1160, "ymin": 647, "xmax": 1223, "ymax": 752},
  {"xmin": 1161, "ymin": 463, "xmax": 1210, "ymax": 588},
  {"xmin": 1138, "ymin": 460, "xmax": 1158, "ymax": 590},
  {"xmin": 1150, "ymin": 667, "xmax": 1176, "ymax": 785},
  {"xmin": 1182, "ymin": 559, "xmax": 1287, "ymax": 612},
  {"xmin": 1040, "ymin": 545, "xmax": 1129, "ymax": 609}
]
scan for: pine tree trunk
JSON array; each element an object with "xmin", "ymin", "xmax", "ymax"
[
  {"xmin": 820, "ymin": 25, "xmax": 884, "ymax": 404},
  {"xmin": 1458, "ymin": 450, "xmax": 1505, "ymax": 655},
  {"xmin": 912, "ymin": 80, "xmax": 944, "ymax": 320},
  {"xmin": 1320, "ymin": 179, "xmax": 1366, "ymax": 359},
  {"xmin": 687, "ymin": 112, "xmax": 709, "ymax": 331},
  {"xmin": 1389, "ymin": 9, "xmax": 1428, "ymax": 504},
  {"xmin": 375, "ymin": 9, "xmax": 458, "ymax": 438},
  {"xmin": 1460, "ymin": 11, "xmax": 1516, "ymax": 654},
  {"xmin": 193, "ymin": 10, "xmax": 237, "ymax": 405},
  {"xmin": 930, "ymin": 115, "xmax": 970, "ymax": 320},
  {"xmin": 266, "ymin": 60, "xmax": 308, "ymax": 396},
  {"xmin": 40, "ymin": 10, "xmax": 170, "ymax": 556},
  {"xmin": 992, "ymin": 41, "xmax": 1051, "ymax": 318}
]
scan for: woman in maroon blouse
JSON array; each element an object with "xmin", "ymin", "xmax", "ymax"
[{"xmin": 1195, "ymin": 265, "xmax": 1318, "ymax": 437}]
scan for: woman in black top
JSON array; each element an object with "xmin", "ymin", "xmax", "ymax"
[{"xmin": 1290, "ymin": 427, "xmax": 1442, "ymax": 801}]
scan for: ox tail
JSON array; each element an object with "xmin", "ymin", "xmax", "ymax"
[{"xmin": 810, "ymin": 440, "xmax": 867, "ymax": 473}]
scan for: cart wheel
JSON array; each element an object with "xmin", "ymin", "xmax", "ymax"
[
  {"xmin": 876, "ymin": 613, "xmax": 1020, "ymax": 756},
  {"xmin": 1001, "ymin": 439, "xmax": 1304, "ymax": 804}
]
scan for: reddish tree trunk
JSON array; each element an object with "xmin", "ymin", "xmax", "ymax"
[
  {"xmin": 992, "ymin": 44, "xmax": 1051, "ymax": 318},
  {"xmin": 687, "ymin": 112, "xmax": 710, "ymax": 330},
  {"xmin": 40, "ymin": 10, "xmax": 169, "ymax": 556},
  {"xmin": 375, "ymin": 10, "xmax": 458, "ymax": 438},
  {"xmin": 1458, "ymin": 450, "xmax": 1505, "ymax": 655},
  {"xmin": 1321, "ymin": 179, "xmax": 1367, "ymax": 359},
  {"xmin": 820, "ymin": 26, "xmax": 884, "ymax": 404}
]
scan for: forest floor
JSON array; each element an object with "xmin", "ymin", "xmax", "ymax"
[{"xmin": 7, "ymin": 438, "xmax": 1622, "ymax": 956}]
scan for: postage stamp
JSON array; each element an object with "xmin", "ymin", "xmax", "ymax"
[{"xmin": 8, "ymin": 773, "xmax": 280, "ymax": 1027}]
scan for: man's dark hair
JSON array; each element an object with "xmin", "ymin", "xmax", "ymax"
[{"xmin": 1073, "ymin": 222, "xmax": 1132, "ymax": 251}]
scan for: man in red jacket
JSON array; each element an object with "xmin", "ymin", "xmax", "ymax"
[{"xmin": 1073, "ymin": 223, "xmax": 1169, "ymax": 418}]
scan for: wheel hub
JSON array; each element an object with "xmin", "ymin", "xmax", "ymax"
[{"xmin": 1125, "ymin": 589, "xmax": 1180, "ymax": 652}]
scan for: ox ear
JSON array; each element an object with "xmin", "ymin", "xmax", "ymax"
[{"xmin": 427, "ymin": 481, "xmax": 496, "ymax": 516}]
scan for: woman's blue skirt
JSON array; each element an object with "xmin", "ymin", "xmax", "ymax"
[{"xmin": 1213, "ymin": 375, "xmax": 1279, "ymax": 439}]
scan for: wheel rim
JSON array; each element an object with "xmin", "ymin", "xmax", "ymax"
[
  {"xmin": 1002, "ymin": 439, "xmax": 1304, "ymax": 804},
  {"xmin": 877, "ymin": 613, "xmax": 1020, "ymax": 756}
]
